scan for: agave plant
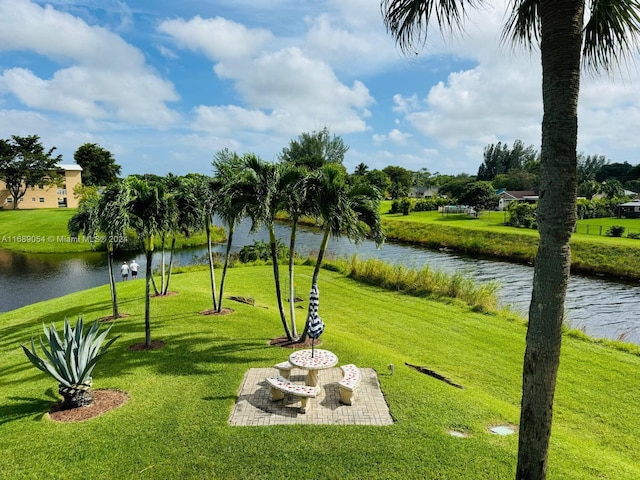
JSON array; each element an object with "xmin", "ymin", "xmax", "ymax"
[{"xmin": 22, "ymin": 316, "xmax": 118, "ymax": 409}]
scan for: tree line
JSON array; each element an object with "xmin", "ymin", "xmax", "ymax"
[{"xmin": 67, "ymin": 129, "xmax": 384, "ymax": 350}]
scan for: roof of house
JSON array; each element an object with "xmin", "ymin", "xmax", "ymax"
[
  {"xmin": 56, "ymin": 164, "xmax": 83, "ymax": 171},
  {"xmin": 497, "ymin": 190, "xmax": 537, "ymax": 200},
  {"xmin": 619, "ymin": 199, "xmax": 640, "ymax": 207}
]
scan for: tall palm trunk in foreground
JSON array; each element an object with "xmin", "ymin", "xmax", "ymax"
[{"xmin": 516, "ymin": 3, "xmax": 583, "ymax": 477}]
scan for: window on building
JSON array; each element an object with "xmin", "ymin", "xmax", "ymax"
[
  {"xmin": 32, "ymin": 197, "xmax": 36, "ymax": 202},
  {"xmin": 39, "ymin": 198, "xmax": 45, "ymax": 203}
]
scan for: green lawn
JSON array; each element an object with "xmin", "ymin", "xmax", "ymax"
[
  {"xmin": 0, "ymin": 209, "xmax": 224, "ymax": 253},
  {"xmin": 1, "ymin": 265, "xmax": 638, "ymax": 479}
]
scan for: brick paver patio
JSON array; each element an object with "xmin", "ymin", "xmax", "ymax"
[{"xmin": 228, "ymin": 367, "xmax": 394, "ymax": 426}]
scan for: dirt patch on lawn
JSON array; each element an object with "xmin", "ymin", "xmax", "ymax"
[
  {"xmin": 127, "ymin": 340, "xmax": 166, "ymax": 351},
  {"xmin": 48, "ymin": 389, "xmax": 129, "ymax": 423},
  {"xmin": 269, "ymin": 335, "xmax": 321, "ymax": 349},
  {"xmin": 200, "ymin": 308, "xmax": 234, "ymax": 316},
  {"xmin": 99, "ymin": 313, "xmax": 130, "ymax": 322}
]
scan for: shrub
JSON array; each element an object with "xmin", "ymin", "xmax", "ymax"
[
  {"xmin": 400, "ymin": 198, "xmax": 413, "ymax": 215},
  {"xmin": 238, "ymin": 239, "xmax": 289, "ymax": 263},
  {"xmin": 605, "ymin": 225, "xmax": 626, "ymax": 237},
  {"xmin": 627, "ymin": 232, "xmax": 640, "ymax": 240}
]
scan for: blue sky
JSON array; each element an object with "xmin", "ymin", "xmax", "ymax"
[{"xmin": 1, "ymin": 0, "xmax": 639, "ymax": 178}]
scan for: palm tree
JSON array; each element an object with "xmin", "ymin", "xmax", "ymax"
[
  {"xmin": 126, "ymin": 176, "xmax": 162, "ymax": 348},
  {"xmin": 299, "ymin": 163, "xmax": 384, "ymax": 341},
  {"xmin": 165, "ymin": 176, "xmax": 204, "ymax": 295},
  {"xmin": 68, "ymin": 181, "xmax": 130, "ymax": 319},
  {"xmin": 238, "ymin": 154, "xmax": 293, "ymax": 340},
  {"xmin": 381, "ymin": 1, "xmax": 640, "ymax": 478},
  {"xmin": 213, "ymin": 167, "xmax": 246, "ymax": 313},
  {"xmin": 279, "ymin": 164, "xmax": 311, "ymax": 338}
]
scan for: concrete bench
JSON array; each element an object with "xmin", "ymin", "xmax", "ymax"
[
  {"xmin": 266, "ymin": 376, "xmax": 317, "ymax": 413},
  {"xmin": 273, "ymin": 360, "xmax": 293, "ymax": 379},
  {"xmin": 338, "ymin": 364, "xmax": 361, "ymax": 405}
]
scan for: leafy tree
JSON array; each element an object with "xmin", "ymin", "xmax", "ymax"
[
  {"xmin": 73, "ymin": 143, "xmax": 121, "ymax": 186},
  {"xmin": 126, "ymin": 176, "xmax": 163, "ymax": 348},
  {"xmin": 279, "ymin": 164, "xmax": 311, "ymax": 337},
  {"xmin": 362, "ymin": 169, "xmax": 392, "ymax": 195},
  {"xmin": 578, "ymin": 179, "xmax": 601, "ymax": 199},
  {"xmin": 300, "ymin": 163, "xmax": 385, "ymax": 341},
  {"xmin": 0, "ymin": 135, "xmax": 62, "ymax": 209},
  {"xmin": 353, "ymin": 163, "xmax": 369, "ymax": 176},
  {"xmin": 412, "ymin": 167, "xmax": 433, "ymax": 188},
  {"xmin": 68, "ymin": 181, "xmax": 131, "ymax": 319},
  {"xmin": 279, "ymin": 127, "xmax": 348, "ymax": 169},
  {"xmin": 458, "ymin": 181, "xmax": 499, "ymax": 214},
  {"xmin": 493, "ymin": 170, "xmax": 539, "ymax": 191},
  {"xmin": 239, "ymin": 155, "xmax": 293, "ymax": 339},
  {"xmin": 596, "ymin": 161, "xmax": 634, "ymax": 183},
  {"xmin": 382, "ymin": 1, "xmax": 640, "ymax": 477},
  {"xmin": 600, "ymin": 179, "xmax": 625, "ymax": 198},
  {"xmin": 382, "ymin": 165, "xmax": 413, "ymax": 198},
  {"xmin": 437, "ymin": 174, "xmax": 474, "ymax": 201},
  {"xmin": 212, "ymin": 149, "xmax": 246, "ymax": 313},
  {"xmin": 478, "ymin": 140, "xmax": 537, "ymax": 181},
  {"xmin": 624, "ymin": 178, "xmax": 640, "ymax": 194},
  {"xmin": 577, "ymin": 153, "xmax": 608, "ymax": 183}
]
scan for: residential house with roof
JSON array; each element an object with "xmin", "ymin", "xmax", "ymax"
[
  {"xmin": 496, "ymin": 189, "xmax": 539, "ymax": 211},
  {"xmin": 0, "ymin": 164, "xmax": 82, "ymax": 209}
]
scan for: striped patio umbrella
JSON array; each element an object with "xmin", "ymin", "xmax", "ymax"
[{"xmin": 307, "ymin": 284, "xmax": 325, "ymax": 357}]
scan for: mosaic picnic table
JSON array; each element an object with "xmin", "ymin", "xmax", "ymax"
[{"xmin": 289, "ymin": 349, "xmax": 338, "ymax": 387}]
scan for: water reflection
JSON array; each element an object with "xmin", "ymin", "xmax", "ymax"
[{"xmin": 1, "ymin": 219, "xmax": 639, "ymax": 345}]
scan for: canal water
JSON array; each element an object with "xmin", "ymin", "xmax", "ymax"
[{"xmin": 1, "ymin": 219, "xmax": 639, "ymax": 345}]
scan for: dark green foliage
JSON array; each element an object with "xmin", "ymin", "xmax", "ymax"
[
  {"xmin": 458, "ymin": 181, "xmax": 499, "ymax": 213},
  {"xmin": 0, "ymin": 135, "xmax": 62, "ymax": 208},
  {"xmin": 508, "ymin": 202, "xmax": 537, "ymax": 229},
  {"xmin": 238, "ymin": 239, "xmax": 289, "ymax": 263},
  {"xmin": 382, "ymin": 165, "xmax": 413, "ymax": 199},
  {"xmin": 606, "ymin": 225, "xmax": 626, "ymax": 237},
  {"xmin": 477, "ymin": 139, "xmax": 538, "ymax": 181},
  {"xmin": 413, "ymin": 197, "xmax": 447, "ymax": 211},
  {"xmin": 73, "ymin": 143, "xmax": 121, "ymax": 186}
]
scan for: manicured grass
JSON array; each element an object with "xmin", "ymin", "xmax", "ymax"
[
  {"xmin": 1, "ymin": 265, "xmax": 639, "ymax": 479},
  {"xmin": 378, "ymin": 204, "xmax": 640, "ymax": 279},
  {"xmin": 0, "ymin": 209, "xmax": 224, "ymax": 253}
]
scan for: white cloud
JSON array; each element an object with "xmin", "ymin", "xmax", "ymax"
[
  {"xmin": 0, "ymin": 0, "xmax": 179, "ymax": 126},
  {"xmin": 158, "ymin": 16, "xmax": 274, "ymax": 61}
]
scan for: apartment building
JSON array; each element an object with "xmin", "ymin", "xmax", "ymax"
[{"xmin": 0, "ymin": 164, "xmax": 82, "ymax": 209}]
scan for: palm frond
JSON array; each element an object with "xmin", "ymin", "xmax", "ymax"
[
  {"xmin": 583, "ymin": 0, "xmax": 640, "ymax": 73},
  {"xmin": 502, "ymin": 0, "xmax": 540, "ymax": 49},
  {"xmin": 382, "ymin": 0, "xmax": 486, "ymax": 54}
]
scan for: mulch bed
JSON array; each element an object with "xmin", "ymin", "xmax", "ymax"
[
  {"xmin": 48, "ymin": 389, "xmax": 129, "ymax": 423},
  {"xmin": 151, "ymin": 291, "xmax": 178, "ymax": 298},
  {"xmin": 99, "ymin": 313, "xmax": 130, "ymax": 322},
  {"xmin": 127, "ymin": 340, "xmax": 166, "ymax": 351},
  {"xmin": 200, "ymin": 308, "xmax": 234, "ymax": 316},
  {"xmin": 269, "ymin": 335, "xmax": 320, "ymax": 349}
]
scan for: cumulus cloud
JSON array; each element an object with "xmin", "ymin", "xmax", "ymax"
[
  {"xmin": 161, "ymin": 15, "xmax": 375, "ymax": 136},
  {"xmin": 0, "ymin": 0, "xmax": 179, "ymax": 126},
  {"xmin": 158, "ymin": 16, "xmax": 273, "ymax": 61}
]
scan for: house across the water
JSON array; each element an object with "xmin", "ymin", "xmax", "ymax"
[
  {"xmin": 496, "ymin": 189, "xmax": 539, "ymax": 211},
  {"xmin": 618, "ymin": 199, "xmax": 640, "ymax": 218},
  {"xmin": 0, "ymin": 164, "xmax": 82, "ymax": 209}
]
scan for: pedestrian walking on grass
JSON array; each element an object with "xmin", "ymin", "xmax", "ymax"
[
  {"xmin": 120, "ymin": 261, "xmax": 130, "ymax": 281},
  {"xmin": 130, "ymin": 260, "xmax": 139, "ymax": 279}
]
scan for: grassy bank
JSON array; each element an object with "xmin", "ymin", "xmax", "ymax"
[
  {"xmin": 1, "ymin": 265, "xmax": 639, "ymax": 479},
  {"xmin": 0, "ymin": 209, "xmax": 225, "ymax": 253},
  {"xmin": 380, "ymin": 205, "xmax": 640, "ymax": 279}
]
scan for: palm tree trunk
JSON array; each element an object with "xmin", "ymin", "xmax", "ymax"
[
  {"xmin": 217, "ymin": 224, "xmax": 234, "ymax": 312},
  {"xmin": 206, "ymin": 219, "xmax": 217, "ymax": 311},
  {"xmin": 516, "ymin": 2, "xmax": 583, "ymax": 479},
  {"xmin": 107, "ymin": 248, "xmax": 119, "ymax": 319},
  {"xmin": 144, "ymin": 247, "xmax": 153, "ymax": 348},
  {"xmin": 270, "ymin": 226, "xmax": 292, "ymax": 340},
  {"xmin": 160, "ymin": 234, "xmax": 166, "ymax": 294},
  {"xmin": 288, "ymin": 218, "xmax": 298, "ymax": 337},
  {"xmin": 299, "ymin": 226, "xmax": 330, "ymax": 341},
  {"xmin": 164, "ymin": 237, "xmax": 176, "ymax": 295}
]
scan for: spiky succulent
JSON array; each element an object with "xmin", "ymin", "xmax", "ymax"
[{"xmin": 22, "ymin": 316, "xmax": 118, "ymax": 388}]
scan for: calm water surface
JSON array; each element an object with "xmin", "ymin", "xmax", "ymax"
[{"xmin": 1, "ymin": 219, "xmax": 639, "ymax": 345}]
